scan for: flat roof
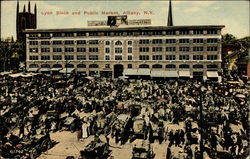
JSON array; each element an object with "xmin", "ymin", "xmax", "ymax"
[{"xmin": 24, "ymin": 25, "xmax": 225, "ymax": 33}]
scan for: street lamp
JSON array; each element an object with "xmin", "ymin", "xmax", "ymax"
[{"xmin": 195, "ymin": 84, "xmax": 206, "ymax": 159}]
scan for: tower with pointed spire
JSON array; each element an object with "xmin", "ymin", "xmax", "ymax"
[
  {"xmin": 167, "ymin": 0, "xmax": 173, "ymax": 26},
  {"xmin": 16, "ymin": 0, "xmax": 37, "ymax": 41}
]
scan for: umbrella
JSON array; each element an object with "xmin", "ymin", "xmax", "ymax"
[{"xmin": 157, "ymin": 98, "xmax": 168, "ymax": 103}]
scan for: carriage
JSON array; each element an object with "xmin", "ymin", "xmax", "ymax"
[
  {"xmin": 131, "ymin": 117, "xmax": 148, "ymax": 140},
  {"xmin": 132, "ymin": 141, "xmax": 155, "ymax": 159}
]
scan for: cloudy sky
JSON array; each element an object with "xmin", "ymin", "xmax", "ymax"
[{"xmin": 1, "ymin": 0, "xmax": 249, "ymax": 40}]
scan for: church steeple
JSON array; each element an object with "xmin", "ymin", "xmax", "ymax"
[{"xmin": 167, "ymin": 0, "xmax": 173, "ymax": 26}]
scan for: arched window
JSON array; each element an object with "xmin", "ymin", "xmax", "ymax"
[
  {"xmin": 41, "ymin": 64, "xmax": 50, "ymax": 68},
  {"xmin": 105, "ymin": 41, "xmax": 110, "ymax": 45},
  {"xmin": 207, "ymin": 64, "xmax": 217, "ymax": 68},
  {"xmin": 115, "ymin": 41, "xmax": 122, "ymax": 45},
  {"xmin": 65, "ymin": 64, "xmax": 74, "ymax": 68},
  {"xmin": 152, "ymin": 64, "xmax": 162, "ymax": 69},
  {"xmin": 52, "ymin": 64, "xmax": 62, "ymax": 68},
  {"xmin": 77, "ymin": 64, "xmax": 86, "ymax": 68},
  {"xmin": 139, "ymin": 64, "xmax": 149, "ymax": 68},
  {"xmin": 166, "ymin": 64, "xmax": 176, "ymax": 68},
  {"xmin": 89, "ymin": 64, "xmax": 99, "ymax": 68},
  {"xmin": 193, "ymin": 64, "xmax": 204, "ymax": 69},
  {"xmin": 179, "ymin": 64, "xmax": 190, "ymax": 69},
  {"xmin": 29, "ymin": 64, "xmax": 39, "ymax": 68}
]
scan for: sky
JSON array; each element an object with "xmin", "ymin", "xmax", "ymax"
[{"xmin": 1, "ymin": 0, "xmax": 249, "ymax": 40}]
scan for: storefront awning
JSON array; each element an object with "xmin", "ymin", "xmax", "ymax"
[
  {"xmin": 28, "ymin": 68, "xmax": 39, "ymax": 72},
  {"xmin": 137, "ymin": 69, "xmax": 151, "ymax": 76},
  {"xmin": 40, "ymin": 68, "xmax": 50, "ymax": 72},
  {"xmin": 179, "ymin": 71, "xmax": 191, "ymax": 77},
  {"xmin": 51, "ymin": 68, "xmax": 62, "ymax": 71},
  {"xmin": 207, "ymin": 71, "xmax": 219, "ymax": 78},
  {"xmin": 59, "ymin": 68, "xmax": 75, "ymax": 74},
  {"xmin": 151, "ymin": 71, "xmax": 179, "ymax": 78},
  {"xmin": 123, "ymin": 69, "xmax": 138, "ymax": 76}
]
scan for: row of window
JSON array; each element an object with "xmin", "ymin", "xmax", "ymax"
[
  {"xmin": 29, "ymin": 63, "xmax": 218, "ymax": 69},
  {"xmin": 29, "ymin": 29, "xmax": 219, "ymax": 38},
  {"xmin": 139, "ymin": 46, "xmax": 218, "ymax": 52},
  {"xmin": 29, "ymin": 38, "xmax": 219, "ymax": 46},
  {"xmin": 29, "ymin": 47, "xmax": 99, "ymax": 53},
  {"xmin": 29, "ymin": 54, "xmax": 218, "ymax": 61}
]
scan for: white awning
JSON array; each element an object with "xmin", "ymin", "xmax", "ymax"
[
  {"xmin": 40, "ymin": 68, "xmax": 50, "ymax": 72},
  {"xmin": 179, "ymin": 71, "xmax": 191, "ymax": 77},
  {"xmin": 137, "ymin": 69, "xmax": 151, "ymax": 76},
  {"xmin": 123, "ymin": 69, "xmax": 138, "ymax": 76},
  {"xmin": 151, "ymin": 71, "xmax": 179, "ymax": 78},
  {"xmin": 28, "ymin": 68, "xmax": 39, "ymax": 72},
  {"xmin": 207, "ymin": 71, "xmax": 219, "ymax": 78},
  {"xmin": 51, "ymin": 68, "xmax": 62, "ymax": 71},
  {"xmin": 59, "ymin": 68, "xmax": 75, "ymax": 74}
]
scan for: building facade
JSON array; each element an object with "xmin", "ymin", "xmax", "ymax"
[{"xmin": 25, "ymin": 24, "xmax": 224, "ymax": 80}]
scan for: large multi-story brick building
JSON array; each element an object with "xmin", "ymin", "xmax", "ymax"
[{"xmin": 24, "ymin": 0, "xmax": 224, "ymax": 80}]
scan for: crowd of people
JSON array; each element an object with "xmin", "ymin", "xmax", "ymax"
[{"xmin": 0, "ymin": 73, "xmax": 249, "ymax": 159}]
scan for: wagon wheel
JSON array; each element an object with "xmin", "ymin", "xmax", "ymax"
[
  {"xmin": 41, "ymin": 140, "xmax": 48, "ymax": 151},
  {"xmin": 30, "ymin": 148, "xmax": 37, "ymax": 159}
]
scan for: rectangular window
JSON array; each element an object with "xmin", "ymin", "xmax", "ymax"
[
  {"xmin": 77, "ymin": 48, "xmax": 86, "ymax": 53},
  {"xmin": 89, "ymin": 32, "xmax": 98, "ymax": 36},
  {"xmin": 193, "ymin": 39, "xmax": 204, "ymax": 43},
  {"xmin": 89, "ymin": 48, "xmax": 99, "ymax": 53},
  {"xmin": 76, "ymin": 40, "xmax": 86, "ymax": 45},
  {"xmin": 139, "ymin": 39, "xmax": 150, "ymax": 44},
  {"xmin": 128, "ymin": 41, "xmax": 133, "ymax": 45},
  {"xmin": 65, "ymin": 33, "xmax": 74, "ymax": 37},
  {"xmin": 207, "ymin": 38, "xmax": 218, "ymax": 43},
  {"xmin": 152, "ymin": 39, "xmax": 163, "ymax": 44},
  {"xmin": 65, "ymin": 40, "xmax": 74, "ymax": 45},
  {"xmin": 193, "ymin": 55, "xmax": 203, "ymax": 60},
  {"xmin": 105, "ymin": 48, "xmax": 110, "ymax": 53},
  {"xmin": 65, "ymin": 55, "xmax": 74, "ymax": 60},
  {"xmin": 52, "ymin": 41, "xmax": 62, "ymax": 45},
  {"xmin": 89, "ymin": 40, "xmax": 99, "ymax": 45},
  {"xmin": 166, "ymin": 47, "xmax": 176, "ymax": 52},
  {"xmin": 207, "ymin": 46, "xmax": 218, "ymax": 51},
  {"xmin": 53, "ymin": 55, "xmax": 62, "ymax": 60},
  {"xmin": 53, "ymin": 33, "xmax": 62, "ymax": 37},
  {"xmin": 128, "ymin": 64, "xmax": 132, "ymax": 68},
  {"xmin": 179, "ymin": 39, "xmax": 189, "ymax": 43},
  {"xmin": 193, "ymin": 30, "xmax": 203, "ymax": 35},
  {"xmin": 77, "ymin": 55, "xmax": 86, "ymax": 60},
  {"xmin": 166, "ymin": 31, "xmax": 176, "ymax": 35},
  {"xmin": 152, "ymin": 47, "xmax": 163, "ymax": 52},
  {"xmin": 115, "ymin": 48, "xmax": 123, "ymax": 53},
  {"xmin": 166, "ymin": 39, "xmax": 176, "ymax": 44},
  {"xmin": 207, "ymin": 55, "xmax": 218, "ymax": 60},
  {"xmin": 105, "ymin": 64, "xmax": 110, "ymax": 68},
  {"xmin": 139, "ymin": 47, "xmax": 149, "ymax": 52},
  {"xmin": 179, "ymin": 55, "xmax": 189, "ymax": 60},
  {"xmin": 89, "ymin": 55, "xmax": 99, "ymax": 60},
  {"xmin": 139, "ymin": 55, "xmax": 149, "ymax": 60},
  {"xmin": 128, "ymin": 47, "xmax": 133, "ymax": 53},
  {"xmin": 65, "ymin": 48, "xmax": 74, "ymax": 52},
  {"xmin": 29, "ymin": 56, "xmax": 38, "ymax": 60},
  {"xmin": 105, "ymin": 56, "xmax": 110, "ymax": 60},
  {"xmin": 41, "ymin": 41, "xmax": 50, "ymax": 45},
  {"xmin": 29, "ymin": 41, "xmax": 38, "ymax": 45},
  {"xmin": 128, "ymin": 56, "xmax": 133, "ymax": 60},
  {"xmin": 53, "ymin": 48, "xmax": 62, "ymax": 52},
  {"xmin": 41, "ymin": 48, "xmax": 50, "ymax": 53},
  {"xmin": 41, "ymin": 56, "xmax": 50, "ymax": 60},
  {"xmin": 193, "ymin": 46, "xmax": 204, "ymax": 52},
  {"xmin": 115, "ymin": 56, "xmax": 123, "ymax": 60},
  {"xmin": 153, "ymin": 55, "xmax": 162, "ymax": 60},
  {"xmin": 179, "ymin": 47, "xmax": 190, "ymax": 52},
  {"xmin": 207, "ymin": 30, "xmax": 218, "ymax": 35},
  {"xmin": 76, "ymin": 32, "xmax": 86, "ymax": 36},
  {"xmin": 29, "ymin": 48, "xmax": 38, "ymax": 53},
  {"xmin": 41, "ymin": 33, "xmax": 50, "ymax": 37},
  {"xmin": 179, "ymin": 30, "xmax": 189, "ymax": 35},
  {"xmin": 166, "ymin": 55, "xmax": 176, "ymax": 60}
]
